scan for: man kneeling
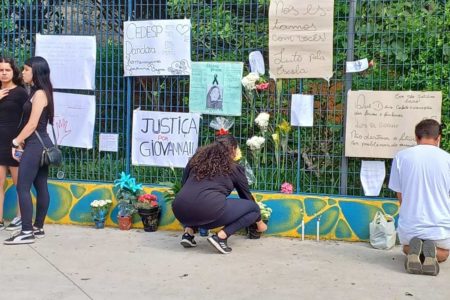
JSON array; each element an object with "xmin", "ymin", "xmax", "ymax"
[{"xmin": 389, "ymin": 119, "xmax": 450, "ymax": 276}]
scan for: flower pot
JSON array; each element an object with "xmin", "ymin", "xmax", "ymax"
[
  {"xmin": 118, "ymin": 215, "xmax": 132, "ymax": 230},
  {"xmin": 94, "ymin": 219, "xmax": 105, "ymax": 229},
  {"xmin": 138, "ymin": 207, "xmax": 160, "ymax": 232},
  {"xmin": 199, "ymin": 227, "xmax": 209, "ymax": 237}
]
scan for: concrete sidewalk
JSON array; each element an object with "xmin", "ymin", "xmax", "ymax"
[{"xmin": 0, "ymin": 225, "xmax": 448, "ymax": 300}]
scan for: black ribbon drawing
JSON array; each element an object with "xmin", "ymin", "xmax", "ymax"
[{"xmin": 212, "ymin": 74, "xmax": 219, "ymax": 85}]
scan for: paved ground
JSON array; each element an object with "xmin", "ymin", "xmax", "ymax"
[{"xmin": 0, "ymin": 224, "xmax": 448, "ymax": 300}]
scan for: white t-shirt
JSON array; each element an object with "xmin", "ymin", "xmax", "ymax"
[{"xmin": 389, "ymin": 145, "xmax": 450, "ymax": 244}]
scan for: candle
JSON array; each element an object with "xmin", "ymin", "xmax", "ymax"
[
  {"xmin": 316, "ymin": 217, "xmax": 321, "ymax": 241},
  {"xmin": 301, "ymin": 219, "xmax": 305, "ymax": 241}
]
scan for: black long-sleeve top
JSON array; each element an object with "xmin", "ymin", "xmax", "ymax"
[{"xmin": 171, "ymin": 163, "xmax": 254, "ymax": 226}]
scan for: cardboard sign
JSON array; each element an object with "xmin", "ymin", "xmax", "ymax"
[
  {"xmin": 345, "ymin": 90, "xmax": 442, "ymax": 158},
  {"xmin": 269, "ymin": 0, "xmax": 334, "ymax": 80}
]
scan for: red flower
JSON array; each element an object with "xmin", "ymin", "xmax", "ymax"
[
  {"xmin": 256, "ymin": 82, "xmax": 269, "ymax": 91},
  {"xmin": 138, "ymin": 194, "xmax": 157, "ymax": 203},
  {"xmin": 215, "ymin": 128, "xmax": 229, "ymax": 136}
]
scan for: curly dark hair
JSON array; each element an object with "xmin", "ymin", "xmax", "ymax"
[
  {"xmin": 189, "ymin": 134, "xmax": 238, "ymax": 180},
  {"xmin": 0, "ymin": 57, "xmax": 23, "ymax": 87}
]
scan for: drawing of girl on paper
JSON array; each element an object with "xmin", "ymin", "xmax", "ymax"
[{"xmin": 206, "ymin": 74, "xmax": 223, "ymax": 110}]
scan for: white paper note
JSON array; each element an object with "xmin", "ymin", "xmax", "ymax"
[
  {"xmin": 346, "ymin": 58, "xmax": 369, "ymax": 73},
  {"xmin": 291, "ymin": 94, "xmax": 314, "ymax": 127},
  {"xmin": 249, "ymin": 51, "xmax": 265, "ymax": 75},
  {"xmin": 360, "ymin": 161, "xmax": 386, "ymax": 196},
  {"xmin": 99, "ymin": 133, "xmax": 119, "ymax": 152}
]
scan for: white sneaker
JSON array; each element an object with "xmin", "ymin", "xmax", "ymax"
[{"xmin": 6, "ymin": 217, "xmax": 22, "ymax": 231}]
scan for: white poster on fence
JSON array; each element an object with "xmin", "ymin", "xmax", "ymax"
[
  {"xmin": 49, "ymin": 92, "xmax": 96, "ymax": 149},
  {"xmin": 345, "ymin": 90, "xmax": 442, "ymax": 158},
  {"xmin": 123, "ymin": 19, "xmax": 191, "ymax": 76},
  {"xmin": 35, "ymin": 34, "xmax": 96, "ymax": 90},
  {"xmin": 132, "ymin": 110, "xmax": 200, "ymax": 168},
  {"xmin": 268, "ymin": 0, "xmax": 334, "ymax": 80}
]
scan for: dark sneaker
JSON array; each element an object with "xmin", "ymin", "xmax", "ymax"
[
  {"xmin": 33, "ymin": 227, "xmax": 45, "ymax": 239},
  {"xmin": 6, "ymin": 217, "xmax": 22, "ymax": 231},
  {"xmin": 247, "ymin": 224, "xmax": 262, "ymax": 239},
  {"xmin": 4, "ymin": 231, "xmax": 35, "ymax": 245},
  {"xmin": 207, "ymin": 234, "xmax": 232, "ymax": 254},
  {"xmin": 422, "ymin": 240, "xmax": 439, "ymax": 276},
  {"xmin": 405, "ymin": 237, "xmax": 423, "ymax": 274},
  {"xmin": 180, "ymin": 233, "xmax": 197, "ymax": 248},
  {"xmin": 0, "ymin": 221, "xmax": 5, "ymax": 230}
]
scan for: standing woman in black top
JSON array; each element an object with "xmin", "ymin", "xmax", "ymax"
[
  {"xmin": 0, "ymin": 57, "xmax": 28, "ymax": 230},
  {"xmin": 4, "ymin": 57, "xmax": 55, "ymax": 245},
  {"xmin": 172, "ymin": 134, "xmax": 267, "ymax": 254}
]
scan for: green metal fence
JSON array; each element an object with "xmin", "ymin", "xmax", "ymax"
[{"xmin": 1, "ymin": 0, "xmax": 449, "ymax": 197}]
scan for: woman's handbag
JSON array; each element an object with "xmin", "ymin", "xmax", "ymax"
[{"xmin": 35, "ymin": 126, "xmax": 62, "ymax": 167}]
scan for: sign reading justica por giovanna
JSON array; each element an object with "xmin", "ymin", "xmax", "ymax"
[{"xmin": 131, "ymin": 110, "xmax": 200, "ymax": 168}]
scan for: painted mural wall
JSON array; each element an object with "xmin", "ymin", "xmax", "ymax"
[{"xmin": 3, "ymin": 179, "xmax": 399, "ymax": 242}]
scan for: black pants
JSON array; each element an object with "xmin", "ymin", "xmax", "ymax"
[
  {"xmin": 199, "ymin": 198, "xmax": 261, "ymax": 237},
  {"xmin": 17, "ymin": 135, "xmax": 51, "ymax": 232}
]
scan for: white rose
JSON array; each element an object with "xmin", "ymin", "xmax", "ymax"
[
  {"xmin": 255, "ymin": 112, "xmax": 270, "ymax": 129},
  {"xmin": 99, "ymin": 200, "xmax": 106, "ymax": 207},
  {"xmin": 241, "ymin": 72, "xmax": 260, "ymax": 91},
  {"xmin": 246, "ymin": 136, "xmax": 265, "ymax": 151}
]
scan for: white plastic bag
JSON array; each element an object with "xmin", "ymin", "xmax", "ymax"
[{"xmin": 369, "ymin": 211, "xmax": 396, "ymax": 250}]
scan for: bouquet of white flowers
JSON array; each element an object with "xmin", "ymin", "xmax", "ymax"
[
  {"xmin": 246, "ymin": 136, "xmax": 265, "ymax": 151},
  {"xmin": 254, "ymin": 112, "xmax": 270, "ymax": 133}
]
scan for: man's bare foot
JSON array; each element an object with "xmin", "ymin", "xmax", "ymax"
[{"xmin": 256, "ymin": 221, "xmax": 267, "ymax": 232}]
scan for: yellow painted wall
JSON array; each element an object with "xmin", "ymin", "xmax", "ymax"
[{"xmin": 3, "ymin": 179, "xmax": 399, "ymax": 242}]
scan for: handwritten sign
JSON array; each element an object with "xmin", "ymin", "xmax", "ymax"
[
  {"xmin": 268, "ymin": 0, "xmax": 334, "ymax": 80},
  {"xmin": 189, "ymin": 62, "xmax": 243, "ymax": 116},
  {"xmin": 131, "ymin": 110, "xmax": 200, "ymax": 168},
  {"xmin": 123, "ymin": 19, "xmax": 191, "ymax": 76},
  {"xmin": 36, "ymin": 34, "xmax": 96, "ymax": 90},
  {"xmin": 345, "ymin": 91, "xmax": 442, "ymax": 158}
]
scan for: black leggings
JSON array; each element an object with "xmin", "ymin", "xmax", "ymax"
[
  {"xmin": 17, "ymin": 137, "xmax": 51, "ymax": 232},
  {"xmin": 200, "ymin": 199, "xmax": 261, "ymax": 237}
]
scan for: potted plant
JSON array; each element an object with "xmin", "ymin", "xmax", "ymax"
[
  {"xmin": 114, "ymin": 172, "xmax": 143, "ymax": 230},
  {"xmin": 116, "ymin": 194, "xmax": 136, "ymax": 230},
  {"xmin": 90, "ymin": 199, "xmax": 112, "ymax": 229},
  {"xmin": 135, "ymin": 193, "xmax": 160, "ymax": 232}
]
